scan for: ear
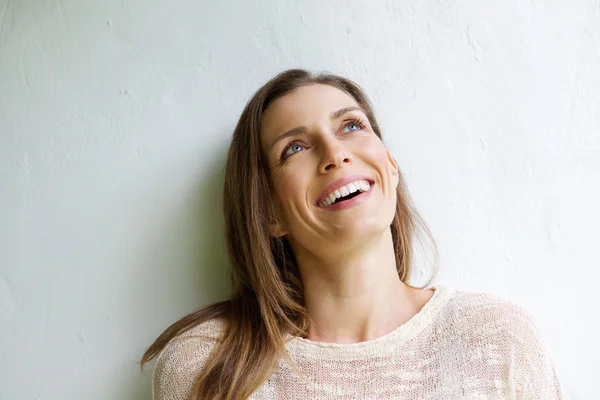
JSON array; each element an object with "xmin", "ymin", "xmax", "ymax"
[
  {"xmin": 269, "ymin": 219, "xmax": 288, "ymax": 238},
  {"xmin": 386, "ymin": 151, "xmax": 400, "ymax": 187}
]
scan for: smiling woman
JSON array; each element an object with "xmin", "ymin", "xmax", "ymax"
[{"xmin": 140, "ymin": 69, "xmax": 563, "ymax": 400}]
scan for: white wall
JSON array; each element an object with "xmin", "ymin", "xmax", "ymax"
[{"xmin": 1, "ymin": 1, "xmax": 598, "ymax": 398}]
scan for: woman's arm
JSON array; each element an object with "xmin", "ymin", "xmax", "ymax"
[
  {"xmin": 152, "ymin": 321, "xmax": 221, "ymax": 400},
  {"xmin": 508, "ymin": 307, "xmax": 563, "ymax": 399}
]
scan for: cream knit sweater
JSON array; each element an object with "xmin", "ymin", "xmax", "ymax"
[{"xmin": 153, "ymin": 286, "xmax": 563, "ymax": 399}]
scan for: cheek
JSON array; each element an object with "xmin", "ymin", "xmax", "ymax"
[
  {"xmin": 271, "ymin": 169, "xmax": 310, "ymax": 212},
  {"xmin": 355, "ymin": 137, "xmax": 388, "ymax": 167}
]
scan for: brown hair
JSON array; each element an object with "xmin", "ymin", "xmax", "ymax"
[{"xmin": 140, "ymin": 69, "xmax": 437, "ymax": 399}]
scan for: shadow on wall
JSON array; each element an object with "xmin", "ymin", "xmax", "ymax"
[{"xmin": 127, "ymin": 139, "xmax": 232, "ymax": 400}]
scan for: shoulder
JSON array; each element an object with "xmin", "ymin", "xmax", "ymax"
[
  {"xmin": 434, "ymin": 287, "xmax": 563, "ymax": 397},
  {"xmin": 436, "ymin": 287, "xmax": 542, "ymax": 341},
  {"xmin": 152, "ymin": 318, "xmax": 226, "ymax": 400}
]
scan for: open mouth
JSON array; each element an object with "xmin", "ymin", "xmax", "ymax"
[
  {"xmin": 333, "ymin": 190, "xmax": 362, "ymax": 204},
  {"xmin": 317, "ymin": 179, "xmax": 374, "ymax": 208}
]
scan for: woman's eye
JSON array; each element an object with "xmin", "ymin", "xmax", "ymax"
[
  {"xmin": 283, "ymin": 143, "xmax": 305, "ymax": 159},
  {"xmin": 343, "ymin": 121, "xmax": 363, "ymax": 133}
]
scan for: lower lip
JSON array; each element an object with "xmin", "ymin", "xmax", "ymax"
[{"xmin": 318, "ymin": 185, "xmax": 374, "ymax": 211}]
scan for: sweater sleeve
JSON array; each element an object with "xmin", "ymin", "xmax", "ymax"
[
  {"xmin": 152, "ymin": 319, "xmax": 223, "ymax": 400},
  {"xmin": 509, "ymin": 307, "xmax": 563, "ymax": 399}
]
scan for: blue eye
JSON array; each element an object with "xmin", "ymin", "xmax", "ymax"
[
  {"xmin": 283, "ymin": 143, "xmax": 305, "ymax": 159},
  {"xmin": 343, "ymin": 120, "xmax": 364, "ymax": 133}
]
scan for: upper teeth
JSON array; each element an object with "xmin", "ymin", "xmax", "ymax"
[{"xmin": 319, "ymin": 180, "xmax": 371, "ymax": 207}]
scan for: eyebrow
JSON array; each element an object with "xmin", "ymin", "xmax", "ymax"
[{"xmin": 269, "ymin": 106, "xmax": 366, "ymax": 152}]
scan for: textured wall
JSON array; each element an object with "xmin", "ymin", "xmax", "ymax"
[{"xmin": 1, "ymin": 1, "xmax": 598, "ymax": 398}]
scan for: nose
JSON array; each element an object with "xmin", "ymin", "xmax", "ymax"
[{"xmin": 318, "ymin": 136, "xmax": 352, "ymax": 174}]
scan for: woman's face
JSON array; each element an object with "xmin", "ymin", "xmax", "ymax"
[{"xmin": 260, "ymin": 84, "xmax": 399, "ymax": 252}]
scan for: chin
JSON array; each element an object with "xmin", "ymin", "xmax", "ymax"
[{"xmin": 334, "ymin": 216, "xmax": 393, "ymax": 242}]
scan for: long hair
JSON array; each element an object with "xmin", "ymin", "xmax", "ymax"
[{"xmin": 140, "ymin": 69, "xmax": 437, "ymax": 399}]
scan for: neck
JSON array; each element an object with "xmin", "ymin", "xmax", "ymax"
[{"xmin": 290, "ymin": 229, "xmax": 430, "ymax": 344}]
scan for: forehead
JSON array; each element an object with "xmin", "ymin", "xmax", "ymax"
[{"xmin": 260, "ymin": 84, "xmax": 360, "ymax": 144}]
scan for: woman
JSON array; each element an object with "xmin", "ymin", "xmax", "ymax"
[{"xmin": 141, "ymin": 69, "xmax": 562, "ymax": 399}]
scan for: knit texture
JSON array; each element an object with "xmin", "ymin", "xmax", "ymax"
[{"xmin": 153, "ymin": 286, "xmax": 563, "ymax": 399}]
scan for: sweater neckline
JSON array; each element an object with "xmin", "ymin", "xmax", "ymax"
[{"xmin": 284, "ymin": 285, "xmax": 453, "ymax": 361}]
